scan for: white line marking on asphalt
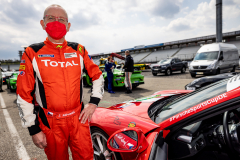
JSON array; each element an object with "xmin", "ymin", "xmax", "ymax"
[{"xmin": 0, "ymin": 93, "xmax": 30, "ymax": 160}]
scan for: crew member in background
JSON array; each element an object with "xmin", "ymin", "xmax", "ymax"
[
  {"xmin": 123, "ymin": 50, "xmax": 134, "ymax": 94},
  {"xmin": 105, "ymin": 56, "xmax": 116, "ymax": 93},
  {"xmin": 16, "ymin": 4, "xmax": 104, "ymax": 160}
]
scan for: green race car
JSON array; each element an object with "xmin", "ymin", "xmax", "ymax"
[
  {"xmin": 6, "ymin": 72, "xmax": 18, "ymax": 92},
  {"xmin": 83, "ymin": 68, "xmax": 144, "ymax": 90}
]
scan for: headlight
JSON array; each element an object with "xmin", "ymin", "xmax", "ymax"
[
  {"xmin": 161, "ymin": 65, "xmax": 166, "ymax": 68},
  {"xmin": 206, "ymin": 63, "xmax": 215, "ymax": 69},
  {"xmin": 189, "ymin": 65, "xmax": 193, "ymax": 70}
]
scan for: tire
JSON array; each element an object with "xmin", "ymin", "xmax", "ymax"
[
  {"xmin": 181, "ymin": 67, "xmax": 186, "ymax": 73},
  {"xmin": 83, "ymin": 77, "xmax": 89, "ymax": 87},
  {"xmin": 104, "ymin": 78, "xmax": 108, "ymax": 91},
  {"xmin": 231, "ymin": 66, "xmax": 236, "ymax": 72},
  {"xmin": 7, "ymin": 82, "xmax": 10, "ymax": 89},
  {"xmin": 152, "ymin": 72, "xmax": 157, "ymax": 76},
  {"xmin": 132, "ymin": 84, "xmax": 139, "ymax": 89},
  {"xmin": 165, "ymin": 68, "xmax": 171, "ymax": 76},
  {"xmin": 216, "ymin": 68, "xmax": 220, "ymax": 75},
  {"xmin": 91, "ymin": 127, "xmax": 122, "ymax": 160},
  {"xmin": 190, "ymin": 73, "xmax": 196, "ymax": 78}
]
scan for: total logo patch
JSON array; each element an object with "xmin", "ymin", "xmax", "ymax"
[
  {"xmin": 64, "ymin": 52, "xmax": 77, "ymax": 58},
  {"xmin": 128, "ymin": 122, "xmax": 136, "ymax": 127},
  {"xmin": 19, "ymin": 71, "xmax": 25, "ymax": 76},
  {"xmin": 19, "ymin": 65, "xmax": 25, "ymax": 70},
  {"xmin": 38, "ymin": 54, "xmax": 54, "ymax": 58},
  {"xmin": 21, "ymin": 60, "xmax": 25, "ymax": 63}
]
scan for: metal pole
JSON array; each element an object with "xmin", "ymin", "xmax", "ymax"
[{"xmin": 216, "ymin": 0, "xmax": 222, "ymax": 43}]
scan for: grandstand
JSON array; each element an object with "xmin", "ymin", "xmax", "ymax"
[{"xmin": 91, "ymin": 30, "xmax": 240, "ymax": 64}]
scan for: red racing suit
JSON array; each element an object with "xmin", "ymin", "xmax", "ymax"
[{"xmin": 16, "ymin": 38, "xmax": 104, "ymax": 160}]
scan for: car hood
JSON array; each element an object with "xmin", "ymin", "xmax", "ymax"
[
  {"xmin": 107, "ymin": 90, "xmax": 192, "ymax": 119},
  {"xmin": 190, "ymin": 60, "xmax": 216, "ymax": 66},
  {"xmin": 188, "ymin": 72, "xmax": 238, "ymax": 86}
]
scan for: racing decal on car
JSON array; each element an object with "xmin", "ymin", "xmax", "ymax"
[
  {"xmin": 170, "ymin": 93, "xmax": 228, "ymax": 122},
  {"xmin": 119, "ymin": 103, "xmax": 134, "ymax": 108},
  {"xmin": 38, "ymin": 54, "xmax": 54, "ymax": 58},
  {"xmin": 128, "ymin": 122, "xmax": 136, "ymax": 127},
  {"xmin": 21, "ymin": 60, "xmax": 25, "ymax": 63},
  {"xmin": 64, "ymin": 52, "xmax": 77, "ymax": 58},
  {"xmin": 41, "ymin": 60, "xmax": 79, "ymax": 67},
  {"xmin": 127, "ymin": 143, "xmax": 134, "ymax": 149},
  {"xmin": 19, "ymin": 65, "xmax": 25, "ymax": 70},
  {"xmin": 19, "ymin": 71, "xmax": 25, "ymax": 76},
  {"xmin": 113, "ymin": 116, "xmax": 121, "ymax": 125},
  {"xmin": 227, "ymin": 75, "xmax": 240, "ymax": 92},
  {"xmin": 126, "ymin": 94, "xmax": 163, "ymax": 103}
]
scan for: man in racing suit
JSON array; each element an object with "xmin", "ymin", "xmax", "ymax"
[{"xmin": 16, "ymin": 4, "xmax": 104, "ymax": 160}]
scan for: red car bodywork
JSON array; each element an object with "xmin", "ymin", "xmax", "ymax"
[{"xmin": 90, "ymin": 90, "xmax": 191, "ymax": 160}]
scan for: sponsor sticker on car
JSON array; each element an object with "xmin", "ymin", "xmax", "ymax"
[{"xmin": 169, "ymin": 93, "xmax": 227, "ymax": 122}]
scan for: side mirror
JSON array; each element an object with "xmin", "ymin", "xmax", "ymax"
[
  {"xmin": 219, "ymin": 55, "xmax": 223, "ymax": 60},
  {"xmin": 107, "ymin": 127, "xmax": 149, "ymax": 153}
]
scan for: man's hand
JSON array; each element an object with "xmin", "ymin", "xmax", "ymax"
[
  {"xmin": 79, "ymin": 103, "xmax": 97, "ymax": 124},
  {"xmin": 32, "ymin": 131, "xmax": 47, "ymax": 149}
]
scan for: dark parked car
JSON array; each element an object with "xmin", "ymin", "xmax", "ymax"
[
  {"xmin": 185, "ymin": 72, "xmax": 239, "ymax": 90},
  {"xmin": 151, "ymin": 58, "xmax": 188, "ymax": 76}
]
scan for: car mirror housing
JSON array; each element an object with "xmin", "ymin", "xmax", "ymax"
[{"xmin": 107, "ymin": 127, "xmax": 149, "ymax": 153}]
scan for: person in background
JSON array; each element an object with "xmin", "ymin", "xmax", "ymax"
[
  {"xmin": 123, "ymin": 50, "xmax": 134, "ymax": 94},
  {"xmin": 0, "ymin": 66, "xmax": 3, "ymax": 92},
  {"xmin": 105, "ymin": 56, "xmax": 116, "ymax": 93}
]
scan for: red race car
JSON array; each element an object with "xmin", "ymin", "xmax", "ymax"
[{"xmin": 90, "ymin": 75, "xmax": 240, "ymax": 160}]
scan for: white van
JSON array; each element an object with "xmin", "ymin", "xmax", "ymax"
[{"xmin": 189, "ymin": 43, "xmax": 239, "ymax": 77}]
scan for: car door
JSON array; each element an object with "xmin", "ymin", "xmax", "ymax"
[
  {"xmin": 171, "ymin": 59, "xmax": 178, "ymax": 71},
  {"xmin": 136, "ymin": 131, "xmax": 168, "ymax": 160},
  {"xmin": 175, "ymin": 59, "xmax": 183, "ymax": 71}
]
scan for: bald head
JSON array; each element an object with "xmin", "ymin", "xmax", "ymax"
[{"xmin": 43, "ymin": 4, "xmax": 68, "ymax": 20}]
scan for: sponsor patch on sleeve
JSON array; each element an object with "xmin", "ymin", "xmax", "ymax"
[
  {"xmin": 38, "ymin": 54, "xmax": 54, "ymax": 58},
  {"xmin": 19, "ymin": 65, "xmax": 25, "ymax": 70},
  {"xmin": 21, "ymin": 60, "xmax": 25, "ymax": 63},
  {"xmin": 64, "ymin": 52, "xmax": 77, "ymax": 58},
  {"xmin": 19, "ymin": 71, "xmax": 25, "ymax": 76}
]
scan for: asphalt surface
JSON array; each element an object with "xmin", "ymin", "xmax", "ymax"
[{"xmin": 0, "ymin": 69, "xmax": 225, "ymax": 159}]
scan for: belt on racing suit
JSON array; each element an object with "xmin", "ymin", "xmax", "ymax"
[{"xmin": 41, "ymin": 102, "xmax": 83, "ymax": 119}]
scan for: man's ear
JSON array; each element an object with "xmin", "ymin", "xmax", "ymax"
[
  {"xmin": 67, "ymin": 23, "xmax": 71, "ymax": 32},
  {"xmin": 40, "ymin": 20, "xmax": 45, "ymax": 30}
]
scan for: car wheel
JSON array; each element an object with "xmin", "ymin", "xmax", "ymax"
[
  {"xmin": 132, "ymin": 84, "xmax": 139, "ymax": 89},
  {"xmin": 231, "ymin": 66, "xmax": 236, "ymax": 72},
  {"xmin": 152, "ymin": 72, "xmax": 157, "ymax": 76},
  {"xmin": 83, "ymin": 77, "xmax": 89, "ymax": 87},
  {"xmin": 216, "ymin": 68, "xmax": 220, "ymax": 75},
  {"xmin": 165, "ymin": 68, "xmax": 171, "ymax": 76},
  {"xmin": 190, "ymin": 73, "xmax": 196, "ymax": 78},
  {"xmin": 91, "ymin": 127, "xmax": 122, "ymax": 160},
  {"xmin": 181, "ymin": 67, "xmax": 186, "ymax": 73}
]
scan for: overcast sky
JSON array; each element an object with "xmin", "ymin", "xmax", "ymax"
[{"xmin": 0, "ymin": 0, "xmax": 240, "ymax": 60}]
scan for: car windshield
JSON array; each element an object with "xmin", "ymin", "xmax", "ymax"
[
  {"xmin": 155, "ymin": 79, "xmax": 228, "ymax": 123},
  {"xmin": 194, "ymin": 51, "xmax": 219, "ymax": 60},
  {"xmin": 158, "ymin": 59, "xmax": 171, "ymax": 64}
]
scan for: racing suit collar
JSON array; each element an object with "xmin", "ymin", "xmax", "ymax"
[{"xmin": 44, "ymin": 37, "xmax": 67, "ymax": 50}]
